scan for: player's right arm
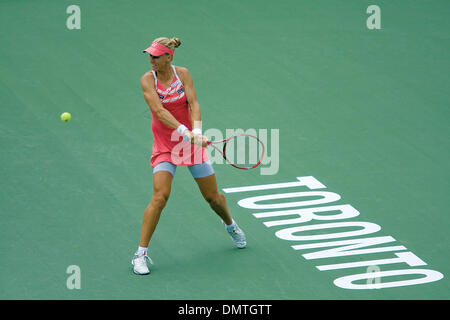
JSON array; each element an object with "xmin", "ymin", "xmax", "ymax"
[{"xmin": 140, "ymin": 72, "xmax": 189, "ymax": 132}]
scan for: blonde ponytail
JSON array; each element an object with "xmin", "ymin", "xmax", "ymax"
[{"xmin": 153, "ymin": 37, "xmax": 181, "ymax": 50}]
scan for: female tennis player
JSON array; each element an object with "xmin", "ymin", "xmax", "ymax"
[{"xmin": 132, "ymin": 37, "xmax": 246, "ymax": 275}]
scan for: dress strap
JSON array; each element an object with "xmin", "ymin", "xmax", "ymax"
[
  {"xmin": 150, "ymin": 70, "xmax": 157, "ymax": 87},
  {"xmin": 171, "ymin": 65, "xmax": 181, "ymax": 83}
]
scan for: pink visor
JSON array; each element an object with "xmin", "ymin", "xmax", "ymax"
[{"xmin": 142, "ymin": 41, "xmax": 174, "ymax": 56}]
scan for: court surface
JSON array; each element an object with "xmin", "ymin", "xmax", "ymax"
[{"xmin": 1, "ymin": 0, "xmax": 449, "ymax": 299}]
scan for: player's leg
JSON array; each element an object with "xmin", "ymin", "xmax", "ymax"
[
  {"xmin": 139, "ymin": 170, "xmax": 174, "ymax": 247},
  {"xmin": 189, "ymin": 161, "xmax": 246, "ymax": 248},
  {"xmin": 132, "ymin": 162, "xmax": 175, "ymax": 275},
  {"xmin": 194, "ymin": 173, "xmax": 232, "ymax": 225}
]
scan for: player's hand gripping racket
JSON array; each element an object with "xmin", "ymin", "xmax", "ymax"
[{"xmin": 206, "ymin": 133, "xmax": 265, "ymax": 170}]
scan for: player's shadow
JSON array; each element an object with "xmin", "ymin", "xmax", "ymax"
[{"xmin": 150, "ymin": 244, "xmax": 250, "ymax": 276}]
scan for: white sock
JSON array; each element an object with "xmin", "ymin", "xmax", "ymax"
[
  {"xmin": 226, "ymin": 220, "xmax": 236, "ymax": 231},
  {"xmin": 137, "ymin": 246, "xmax": 148, "ymax": 255}
]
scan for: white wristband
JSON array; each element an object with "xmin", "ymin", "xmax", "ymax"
[
  {"xmin": 192, "ymin": 128, "xmax": 202, "ymax": 135},
  {"xmin": 176, "ymin": 124, "xmax": 188, "ymax": 135}
]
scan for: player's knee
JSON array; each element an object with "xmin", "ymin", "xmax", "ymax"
[
  {"xmin": 152, "ymin": 192, "xmax": 169, "ymax": 209},
  {"xmin": 205, "ymin": 192, "xmax": 222, "ymax": 207}
]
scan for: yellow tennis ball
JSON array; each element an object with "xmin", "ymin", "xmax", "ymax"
[{"xmin": 61, "ymin": 112, "xmax": 71, "ymax": 122}]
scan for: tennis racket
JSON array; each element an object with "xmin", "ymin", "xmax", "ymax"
[{"xmin": 206, "ymin": 133, "xmax": 265, "ymax": 170}]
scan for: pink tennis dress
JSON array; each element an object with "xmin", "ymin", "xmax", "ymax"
[{"xmin": 149, "ymin": 65, "xmax": 208, "ymax": 168}]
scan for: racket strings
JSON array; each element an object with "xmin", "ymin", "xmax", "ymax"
[{"xmin": 221, "ymin": 135, "xmax": 265, "ymax": 169}]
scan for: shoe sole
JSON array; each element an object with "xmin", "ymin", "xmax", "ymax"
[{"xmin": 133, "ymin": 270, "xmax": 150, "ymax": 275}]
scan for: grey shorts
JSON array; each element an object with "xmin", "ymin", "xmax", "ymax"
[{"xmin": 153, "ymin": 160, "xmax": 215, "ymax": 178}]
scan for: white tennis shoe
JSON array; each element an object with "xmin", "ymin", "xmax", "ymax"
[
  {"xmin": 131, "ymin": 251, "xmax": 153, "ymax": 275},
  {"xmin": 225, "ymin": 221, "xmax": 247, "ymax": 248}
]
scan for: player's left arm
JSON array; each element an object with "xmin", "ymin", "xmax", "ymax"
[
  {"xmin": 178, "ymin": 66, "xmax": 208, "ymax": 146},
  {"xmin": 177, "ymin": 66, "xmax": 201, "ymax": 132}
]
